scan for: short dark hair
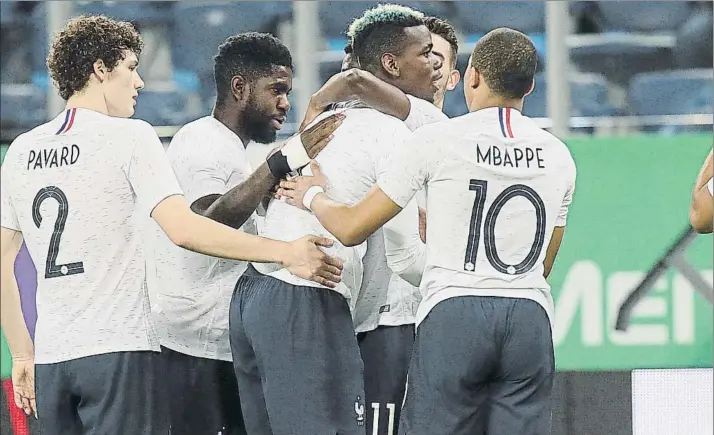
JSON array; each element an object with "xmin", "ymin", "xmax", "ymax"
[
  {"xmin": 347, "ymin": 4, "xmax": 425, "ymax": 73},
  {"xmin": 470, "ymin": 28, "xmax": 537, "ymax": 100},
  {"xmin": 213, "ymin": 32, "xmax": 293, "ymax": 105},
  {"xmin": 425, "ymin": 17, "xmax": 458, "ymax": 68},
  {"xmin": 47, "ymin": 15, "xmax": 143, "ymax": 100}
]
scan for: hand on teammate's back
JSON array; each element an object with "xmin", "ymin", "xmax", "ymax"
[
  {"xmin": 276, "ymin": 161, "xmax": 328, "ymax": 210},
  {"xmin": 285, "ymin": 235, "xmax": 344, "ymax": 287},
  {"xmin": 299, "ymin": 112, "xmax": 345, "ymax": 159},
  {"xmin": 11, "ymin": 358, "xmax": 37, "ymax": 418}
]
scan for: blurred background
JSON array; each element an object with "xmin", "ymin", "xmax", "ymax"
[{"xmin": 0, "ymin": 2, "xmax": 712, "ymax": 435}]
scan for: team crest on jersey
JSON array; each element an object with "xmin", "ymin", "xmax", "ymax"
[
  {"xmin": 355, "ymin": 396, "xmax": 365, "ymax": 425},
  {"xmin": 379, "ymin": 304, "xmax": 391, "ymax": 313}
]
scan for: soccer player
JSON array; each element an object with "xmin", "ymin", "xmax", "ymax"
[
  {"xmin": 145, "ymin": 33, "xmax": 343, "ymax": 435},
  {"xmin": 0, "ymin": 15, "xmax": 343, "ymax": 435},
  {"xmin": 278, "ymin": 28, "xmax": 576, "ymax": 435},
  {"xmin": 292, "ymin": 15, "xmax": 461, "ymax": 435},
  {"xmin": 426, "ymin": 16, "xmax": 461, "ymax": 111},
  {"xmin": 689, "ymin": 149, "xmax": 713, "ymax": 234},
  {"xmin": 229, "ymin": 5, "xmax": 443, "ymax": 435}
]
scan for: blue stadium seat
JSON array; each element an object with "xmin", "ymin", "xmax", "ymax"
[
  {"xmin": 171, "ymin": 2, "xmax": 287, "ymax": 100},
  {"xmin": 133, "ymin": 88, "xmax": 199, "ymax": 127},
  {"xmin": 523, "ymin": 73, "xmax": 617, "ymax": 118},
  {"xmin": 596, "ymin": 1, "xmax": 692, "ymax": 32},
  {"xmin": 453, "ymin": 2, "xmax": 545, "ymax": 35},
  {"xmin": 629, "ymin": 69, "xmax": 713, "ymax": 133},
  {"xmin": 1, "ymin": 1, "xmax": 17, "ymax": 26},
  {"xmin": 0, "ymin": 84, "xmax": 47, "ymax": 128},
  {"xmin": 629, "ymin": 69, "xmax": 713, "ymax": 116},
  {"xmin": 72, "ymin": 1, "xmax": 172, "ymax": 25}
]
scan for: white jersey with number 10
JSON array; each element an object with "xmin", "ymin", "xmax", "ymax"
[{"xmin": 377, "ymin": 107, "xmax": 576, "ymax": 327}]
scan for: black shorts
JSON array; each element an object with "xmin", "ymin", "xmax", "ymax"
[
  {"xmin": 160, "ymin": 346, "xmax": 245, "ymax": 435},
  {"xmin": 358, "ymin": 324, "xmax": 415, "ymax": 435},
  {"xmin": 399, "ymin": 296, "xmax": 555, "ymax": 435},
  {"xmin": 230, "ymin": 264, "xmax": 366, "ymax": 435},
  {"xmin": 35, "ymin": 351, "xmax": 168, "ymax": 435}
]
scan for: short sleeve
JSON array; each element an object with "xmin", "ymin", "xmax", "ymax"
[
  {"xmin": 555, "ymin": 159, "xmax": 577, "ymax": 227},
  {"xmin": 403, "ymin": 95, "xmax": 448, "ymax": 132},
  {"xmin": 168, "ymin": 133, "xmax": 231, "ymax": 204},
  {"xmin": 124, "ymin": 121, "xmax": 184, "ymax": 215},
  {"xmin": 377, "ymin": 131, "xmax": 432, "ymax": 208},
  {"xmin": 0, "ymin": 160, "xmax": 20, "ymax": 231}
]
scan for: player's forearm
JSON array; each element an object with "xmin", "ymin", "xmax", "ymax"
[
  {"xmin": 202, "ymin": 163, "xmax": 278, "ymax": 229},
  {"xmin": 689, "ymin": 152, "xmax": 713, "ymax": 234},
  {"xmin": 0, "ymin": 264, "xmax": 34, "ymax": 360},
  {"xmin": 177, "ymin": 212, "xmax": 290, "ymax": 264},
  {"xmin": 690, "ymin": 185, "xmax": 713, "ymax": 233},
  {"xmin": 310, "ymin": 194, "xmax": 369, "ymax": 247},
  {"xmin": 311, "ymin": 69, "xmax": 410, "ymax": 120}
]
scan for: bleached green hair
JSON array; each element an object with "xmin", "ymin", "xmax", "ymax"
[{"xmin": 347, "ymin": 4, "xmax": 426, "ymax": 72}]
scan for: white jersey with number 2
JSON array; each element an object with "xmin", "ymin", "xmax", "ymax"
[{"xmin": 0, "ymin": 108, "xmax": 183, "ymax": 364}]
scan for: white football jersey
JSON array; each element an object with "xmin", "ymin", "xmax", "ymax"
[
  {"xmin": 145, "ymin": 116, "xmax": 256, "ymax": 361},
  {"xmin": 377, "ymin": 107, "xmax": 577, "ymax": 326},
  {"xmin": 0, "ymin": 108, "xmax": 183, "ymax": 364},
  {"xmin": 255, "ymin": 107, "xmax": 412, "ymax": 314},
  {"xmin": 356, "ymin": 96, "xmax": 446, "ymax": 332}
]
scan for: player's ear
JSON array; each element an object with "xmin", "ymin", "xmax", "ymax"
[
  {"xmin": 380, "ymin": 53, "xmax": 400, "ymax": 78},
  {"xmin": 446, "ymin": 69, "xmax": 460, "ymax": 91},
  {"xmin": 93, "ymin": 59, "xmax": 107, "ymax": 82},
  {"xmin": 525, "ymin": 79, "xmax": 535, "ymax": 97},
  {"xmin": 231, "ymin": 75, "xmax": 249, "ymax": 103},
  {"xmin": 468, "ymin": 66, "xmax": 480, "ymax": 90}
]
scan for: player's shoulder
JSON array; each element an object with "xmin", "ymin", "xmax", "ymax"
[{"xmin": 343, "ymin": 107, "xmax": 411, "ymax": 134}]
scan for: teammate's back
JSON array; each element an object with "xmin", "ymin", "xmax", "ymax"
[
  {"xmin": 259, "ymin": 107, "xmax": 411, "ymax": 303},
  {"xmin": 399, "ymin": 107, "xmax": 575, "ymax": 324},
  {"xmin": 2, "ymin": 109, "xmax": 173, "ymax": 363}
]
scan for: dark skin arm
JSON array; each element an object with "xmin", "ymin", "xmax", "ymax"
[
  {"xmin": 300, "ymin": 69, "xmax": 410, "ymax": 131},
  {"xmin": 191, "ymin": 113, "xmax": 344, "ymax": 229}
]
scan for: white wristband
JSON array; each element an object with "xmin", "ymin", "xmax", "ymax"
[
  {"xmin": 282, "ymin": 134, "xmax": 311, "ymax": 171},
  {"xmin": 302, "ymin": 185, "xmax": 325, "ymax": 211}
]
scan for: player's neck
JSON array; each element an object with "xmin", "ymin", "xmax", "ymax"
[
  {"xmin": 212, "ymin": 108, "xmax": 249, "ymax": 147},
  {"xmin": 65, "ymin": 91, "xmax": 110, "ymax": 116},
  {"xmin": 471, "ymin": 94, "xmax": 524, "ymax": 113}
]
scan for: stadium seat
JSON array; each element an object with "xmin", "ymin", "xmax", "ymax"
[
  {"xmin": 171, "ymin": 2, "xmax": 287, "ymax": 101},
  {"xmin": 596, "ymin": 1, "xmax": 692, "ymax": 32},
  {"xmin": 0, "ymin": 1, "xmax": 17, "ymax": 26},
  {"xmin": 0, "ymin": 84, "xmax": 47, "ymax": 128},
  {"xmin": 132, "ymin": 88, "xmax": 201, "ymax": 127},
  {"xmin": 523, "ymin": 73, "xmax": 617, "ymax": 118},
  {"xmin": 72, "ymin": 1, "xmax": 172, "ymax": 25},
  {"xmin": 628, "ymin": 69, "xmax": 713, "ymax": 116},
  {"xmin": 452, "ymin": 2, "xmax": 545, "ymax": 35},
  {"xmin": 569, "ymin": 1, "xmax": 693, "ymax": 85},
  {"xmin": 628, "ymin": 69, "xmax": 713, "ymax": 133}
]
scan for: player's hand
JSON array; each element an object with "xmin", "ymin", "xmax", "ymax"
[
  {"xmin": 11, "ymin": 357, "xmax": 37, "ymax": 418},
  {"xmin": 276, "ymin": 161, "xmax": 328, "ymax": 210},
  {"xmin": 418, "ymin": 207, "xmax": 427, "ymax": 243},
  {"xmin": 300, "ymin": 112, "xmax": 345, "ymax": 159},
  {"xmin": 285, "ymin": 235, "xmax": 344, "ymax": 287},
  {"xmin": 299, "ymin": 101, "xmax": 328, "ymax": 132}
]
